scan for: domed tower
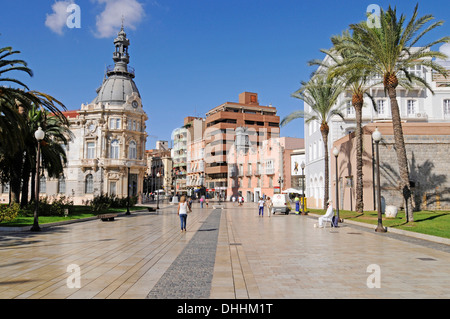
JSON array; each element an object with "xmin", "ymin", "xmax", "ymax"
[{"xmin": 69, "ymin": 26, "xmax": 148, "ymax": 203}]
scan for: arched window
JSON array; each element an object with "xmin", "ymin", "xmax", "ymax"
[
  {"xmin": 110, "ymin": 139, "xmax": 119, "ymax": 159},
  {"xmin": 58, "ymin": 175, "xmax": 66, "ymax": 194},
  {"xmin": 85, "ymin": 174, "xmax": 93, "ymax": 194},
  {"xmin": 129, "ymin": 140, "xmax": 137, "ymax": 159}
]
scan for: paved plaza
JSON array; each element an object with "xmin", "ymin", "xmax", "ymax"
[{"xmin": 0, "ymin": 201, "xmax": 449, "ymax": 299}]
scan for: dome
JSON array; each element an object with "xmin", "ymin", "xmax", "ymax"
[
  {"xmin": 93, "ymin": 73, "xmax": 140, "ymax": 105},
  {"xmin": 91, "ymin": 26, "xmax": 140, "ymax": 105}
]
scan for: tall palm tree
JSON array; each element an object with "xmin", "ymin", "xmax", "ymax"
[
  {"xmin": 281, "ymin": 74, "xmax": 346, "ymax": 208},
  {"xmin": 20, "ymin": 105, "xmax": 72, "ymax": 206},
  {"xmin": 0, "ymin": 46, "xmax": 33, "ymax": 153},
  {"xmin": 311, "ymin": 31, "xmax": 378, "ymax": 214},
  {"xmin": 0, "ymin": 43, "xmax": 68, "ymax": 204},
  {"xmin": 331, "ymin": 4, "xmax": 449, "ymax": 221}
]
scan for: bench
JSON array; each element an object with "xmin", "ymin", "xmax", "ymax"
[{"xmin": 98, "ymin": 214, "xmax": 118, "ymax": 222}]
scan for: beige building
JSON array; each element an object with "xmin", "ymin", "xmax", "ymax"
[
  {"xmin": 331, "ymin": 122, "xmax": 450, "ymax": 212},
  {"xmin": 226, "ymin": 136, "xmax": 304, "ymax": 202}
]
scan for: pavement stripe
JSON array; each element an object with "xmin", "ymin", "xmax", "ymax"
[{"xmin": 146, "ymin": 209, "xmax": 222, "ymax": 299}]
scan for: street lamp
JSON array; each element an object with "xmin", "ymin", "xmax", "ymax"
[
  {"xmin": 372, "ymin": 128, "xmax": 386, "ymax": 233},
  {"xmin": 126, "ymin": 163, "xmax": 131, "ymax": 215},
  {"xmin": 332, "ymin": 146, "xmax": 340, "ymax": 227},
  {"xmin": 301, "ymin": 161, "xmax": 305, "ymax": 215},
  {"xmin": 31, "ymin": 127, "xmax": 45, "ymax": 231},
  {"xmin": 156, "ymin": 171, "xmax": 161, "ymax": 209}
]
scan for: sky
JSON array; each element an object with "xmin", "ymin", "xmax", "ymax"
[{"xmin": 1, "ymin": 0, "xmax": 449, "ymax": 150}]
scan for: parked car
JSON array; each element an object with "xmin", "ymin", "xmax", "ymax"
[{"xmin": 272, "ymin": 194, "xmax": 292, "ymax": 215}]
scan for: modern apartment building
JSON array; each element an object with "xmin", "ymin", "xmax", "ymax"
[{"xmin": 204, "ymin": 92, "xmax": 280, "ymax": 199}]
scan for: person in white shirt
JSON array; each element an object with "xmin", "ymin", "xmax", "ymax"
[
  {"xmin": 177, "ymin": 196, "xmax": 191, "ymax": 232},
  {"xmin": 258, "ymin": 197, "xmax": 265, "ymax": 216}
]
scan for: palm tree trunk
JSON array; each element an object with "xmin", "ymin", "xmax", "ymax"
[
  {"xmin": 20, "ymin": 151, "xmax": 31, "ymax": 208},
  {"xmin": 354, "ymin": 103, "xmax": 364, "ymax": 213},
  {"xmin": 321, "ymin": 125, "xmax": 330, "ymax": 209},
  {"xmin": 9, "ymin": 152, "xmax": 23, "ymax": 204},
  {"xmin": 387, "ymin": 87, "xmax": 414, "ymax": 222}
]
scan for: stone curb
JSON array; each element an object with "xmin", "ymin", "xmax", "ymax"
[{"xmin": 308, "ymin": 213, "xmax": 450, "ymax": 246}]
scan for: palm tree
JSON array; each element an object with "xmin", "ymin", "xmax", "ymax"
[
  {"xmin": 20, "ymin": 105, "xmax": 72, "ymax": 206},
  {"xmin": 331, "ymin": 4, "xmax": 449, "ymax": 221},
  {"xmin": 0, "ymin": 46, "xmax": 33, "ymax": 153},
  {"xmin": 311, "ymin": 31, "xmax": 378, "ymax": 214},
  {"xmin": 281, "ymin": 73, "xmax": 346, "ymax": 208},
  {"xmin": 0, "ymin": 43, "xmax": 68, "ymax": 204}
]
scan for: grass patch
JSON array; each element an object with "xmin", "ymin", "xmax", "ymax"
[
  {"xmin": 0, "ymin": 205, "xmax": 146, "ymax": 227},
  {"xmin": 308, "ymin": 208, "xmax": 450, "ymax": 239}
]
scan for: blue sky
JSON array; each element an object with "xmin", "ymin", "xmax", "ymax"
[{"xmin": 1, "ymin": 0, "xmax": 449, "ymax": 149}]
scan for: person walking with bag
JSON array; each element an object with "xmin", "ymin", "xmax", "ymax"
[
  {"xmin": 266, "ymin": 197, "xmax": 273, "ymax": 217},
  {"xmin": 178, "ymin": 196, "xmax": 191, "ymax": 232}
]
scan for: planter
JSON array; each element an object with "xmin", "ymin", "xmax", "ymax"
[{"xmin": 385, "ymin": 205, "xmax": 398, "ymax": 218}]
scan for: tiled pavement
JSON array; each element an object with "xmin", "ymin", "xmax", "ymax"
[{"xmin": 0, "ymin": 201, "xmax": 449, "ymax": 299}]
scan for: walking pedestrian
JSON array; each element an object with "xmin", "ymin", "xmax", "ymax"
[
  {"xmin": 200, "ymin": 196, "xmax": 204, "ymax": 208},
  {"xmin": 177, "ymin": 196, "xmax": 191, "ymax": 232},
  {"xmin": 258, "ymin": 197, "xmax": 265, "ymax": 217},
  {"xmin": 266, "ymin": 197, "xmax": 273, "ymax": 217}
]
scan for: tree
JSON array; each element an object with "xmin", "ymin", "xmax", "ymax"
[
  {"xmin": 311, "ymin": 30, "xmax": 378, "ymax": 214},
  {"xmin": 331, "ymin": 4, "xmax": 449, "ymax": 221},
  {"xmin": 281, "ymin": 73, "xmax": 346, "ymax": 208},
  {"xmin": 0, "ymin": 43, "xmax": 68, "ymax": 204}
]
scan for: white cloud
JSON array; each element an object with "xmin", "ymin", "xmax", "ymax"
[
  {"xmin": 45, "ymin": 0, "xmax": 74, "ymax": 35},
  {"xmin": 94, "ymin": 0, "xmax": 145, "ymax": 38}
]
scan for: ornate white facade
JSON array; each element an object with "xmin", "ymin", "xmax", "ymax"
[{"xmin": 41, "ymin": 27, "xmax": 148, "ymax": 205}]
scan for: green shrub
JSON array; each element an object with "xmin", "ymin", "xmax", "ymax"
[
  {"xmin": 0, "ymin": 203, "xmax": 20, "ymax": 223},
  {"xmin": 22, "ymin": 196, "xmax": 74, "ymax": 217}
]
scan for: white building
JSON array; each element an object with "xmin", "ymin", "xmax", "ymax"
[
  {"xmin": 17, "ymin": 27, "xmax": 149, "ymax": 205},
  {"xmin": 304, "ymin": 53, "xmax": 450, "ymax": 209}
]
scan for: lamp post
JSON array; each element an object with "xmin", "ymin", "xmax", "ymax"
[
  {"xmin": 301, "ymin": 161, "xmax": 305, "ymax": 215},
  {"xmin": 372, "ymin": 128, "xmax": 386, "ymax": 233},
  {"xmin": 156, "ymin": 171, "xmax": 161, "ymax": 209},
  {"xmin": 31, "ymin": 127, "xmax": 45, "ymax": 231},
  {"xmin": 126, "ymin": 163, "xmax": 131, "ymax": 215},
  {"xmin": 332, "ymin": 146, "xmax": 340, "ymax": 226}
]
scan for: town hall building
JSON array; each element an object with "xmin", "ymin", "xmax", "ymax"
[{"xmin": 35, "ymin": 27, "xmax": 147, "ymax": 205}]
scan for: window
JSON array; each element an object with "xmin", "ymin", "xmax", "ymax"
[
  {"xmin": 2, "ymin": 182, "xmax": 9, "ymax": 194},
  {"xmin": 377, "ymin": 100, "xmax": 386, "ymax": 115},
  {"xmin": 444, "ymin": 99, "xmax": 450, "ymax": 115},
  {"xmin": 110, "ymin": 139, "xmax": 119, "ymax": 159},
  {"xmin": 129, "ymin": 140, "xmax": 137, "ymax": 159},
  {"xmin": 109, "ymin": 181, "xmax": 116, "ymax": 195},
  {"xmin": 86, "ymin": 142, "xmax": 95, "ymax": 159},
  {"xmin": 40, "ymin": 176, "xmax": 46, "ymax": 193},
  {"xmin": 407, "ymin": 100, "xmax": 416, "ymax": 116},
  {"xmin": 58, "ymin": 176, "xmax": 66, "ymax": 194},
  {"xmin": 346, "ymin": 101, "xmax": 355, "ymax": 116},
  {"xmin": 85, "ymin": 174, "xmax": 93, "ymax": 194},
  {"xmin": 407, "ymin": 65, "xmax": 423, "ymax": 78},
  {"xmin": 110, "ymin": 118, "xmax": 120, "ymax": 129}
]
